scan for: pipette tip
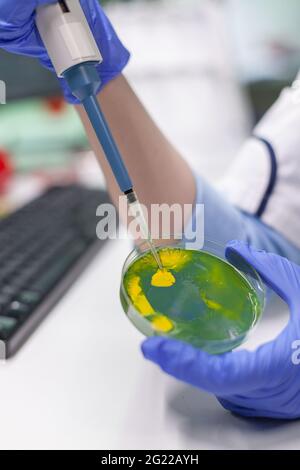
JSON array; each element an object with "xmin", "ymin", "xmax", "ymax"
[{"xmin": 125, "ymin": 189, "xmax": 163, "ymax": 270}]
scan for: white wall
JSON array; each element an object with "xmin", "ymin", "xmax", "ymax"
[{"xmin": 107, "ymin": 0, "xmax": 252, "ymax": 183}]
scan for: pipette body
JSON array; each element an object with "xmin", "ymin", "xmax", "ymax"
[
  {"xmin": 36, "ymin": 0, "xmax": 132, "ymax": 193},
  {"xmin": 36, "ymin": 0, "xmax": 162, "ymax": 268}
]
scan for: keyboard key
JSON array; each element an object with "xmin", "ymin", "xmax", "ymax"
[
  {"xmin": 18, "ymin": 290, "xmax": 41, "ymax": 305},
  {"xmin": 1, "ymin": 285, "xmax": 18, "ymax": 297},
  {"xmin": 0, "ymin": 293, "xmax": 13, "ymax": 306},
  {"xmin": 0, "ymin": 185, "xmax": 110, "ymax": 357},
  {"xmin": 7, "ymin": 275, "xmax": 29, "ymax": 289},
  {"xmin": 0, "ymin": 316, "xmax": 17, "ymax": 339},
  {"xmin": 32, "ymin": 254, "xmax": 78, "ymax": 294},
  {"xmin": 0, "ymin": 304, "xmax": 7, "ymax": 316}
]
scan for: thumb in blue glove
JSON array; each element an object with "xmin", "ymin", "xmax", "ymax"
[
  {"xmin": 142, "ymin": 241, "xmax": 300, "ymax": 419},
  {"xmin": 0, "ymin": 0, "xmax": 130, "ymax": 103}
]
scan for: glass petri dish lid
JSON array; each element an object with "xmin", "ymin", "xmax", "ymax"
[{"xmin": 120, "ymin": 240, "xmax": 266, "ymax": 354}]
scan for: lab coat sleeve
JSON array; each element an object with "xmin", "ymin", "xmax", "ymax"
[
  {"xmin": 186, "ymin": 172, "xmax": 300, "ymax": 265},
  {"xmin": 216, "ymin": 72, "xmax": 300, "ymax": 250}
]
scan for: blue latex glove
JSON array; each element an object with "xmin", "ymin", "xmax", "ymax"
[
  {"xmin": 0, "ymin": 0, "xmax": 130, "ymax": 103},
  {"xmin": 142, "ymin": 241, "xmax": 300, "ymax": 420}
]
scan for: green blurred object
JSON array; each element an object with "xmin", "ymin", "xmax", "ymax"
[{"xmin": 0, "ymin": 99, "xmax": 88, "ymax": 172}]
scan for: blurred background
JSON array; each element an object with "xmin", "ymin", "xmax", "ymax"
[{"xmin": 1, "ymin": 0, "xmax": 300, "ymax": 212}]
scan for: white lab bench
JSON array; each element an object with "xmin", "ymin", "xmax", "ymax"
[{"xmin": 0, "ymin": 237, "xmax": 298, "ymax": 450}]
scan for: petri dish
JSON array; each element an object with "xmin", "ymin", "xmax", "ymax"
[{"xmin": 120, "ymin": 240, "xmax": 266, "ymax": 354}]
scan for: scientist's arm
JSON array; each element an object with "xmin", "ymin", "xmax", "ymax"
[
  {"xmin": 0, "ymin": 0, "xmax": 195, "ymax": 231},
  {"xmin": 143, "ymin": 241, "xmax": 300, "ymax": 420},
  {"xmin": 2, "ymin": 0, "xmax": 300, "ymax": 262},
  {"xmin": 77, "ymin": 76, "xmax": 195, "ymax": 218}
]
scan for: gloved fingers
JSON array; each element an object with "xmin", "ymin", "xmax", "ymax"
[
  {"xmin": 80, "ymin": 0, "xmax": 95, "ymax": 25},
  {"xmin": 0, "ymin": 0, "xmax": 57, "ymax": 25},
  {"xmin": 0, "ymin": 1, "xmax": 56, "ymax": 48},
  {"xmin": 80, "ymin": 0, "xmax": 103, "ymax": 25},
  {"xmin": 1, "ymin": 37, "xmax": 47, "ymax": 58},
  {"xmin": 142, "ymin": 334, "xmax": 300, "ymax": 419},
  {"xmin": 80, "ymin": 0, "xmax": 130, "ymax": 68},
  {"xmin": 141, "ymin": 336, "xmax": 277, "ymax": 396},
  {"xmin": 79, "ymin": 0, "xmax": 115, "ymax": 53},
  {"xmin": 218, "ymin": 372, "xmax": 300, "ymax": 420},
  {"xmin": 226, "ymin": 241, "xmax": 300, "ymax": 312}
]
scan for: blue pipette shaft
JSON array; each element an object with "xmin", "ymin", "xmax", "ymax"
[
  {"xmin": 63, "ymin": 63, "xmax": 163, "ymax": 269},
  {"xmin": 64, "ymin": 62, "xmax": 133, "ymax": 193},
  {"xmin": 82, "ymin": 94, "xmax": 133, "ymax": 193},
  {"xmin": 36, "ymin": 3, "xmax": 162, "ymax": 269}
]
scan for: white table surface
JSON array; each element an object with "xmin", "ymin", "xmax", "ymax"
[
  {"xmin": 1, "ymin": 0, "xmax": 299, "ymax": 451},
  {"xmin": 0, "ymin": 237, "xmax": 299, "ymax": 450}
]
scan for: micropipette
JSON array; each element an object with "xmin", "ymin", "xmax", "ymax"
[{"xmin": 36, "ymin": 0, "xmax": 162, "ymax": 269}]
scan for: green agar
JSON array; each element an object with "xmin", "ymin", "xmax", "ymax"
[{"xmin": 121, "ymin": 247, "xmax": 263, "ymax": 353}]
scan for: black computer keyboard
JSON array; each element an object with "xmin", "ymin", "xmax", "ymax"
[{"xmin": 0, "ymin": 185, "xmax": 111, "ymax": 358}]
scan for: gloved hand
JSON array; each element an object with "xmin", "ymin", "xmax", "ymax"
[
  {"xmin": 142, "ymin": 241, "xmax": 300, "ymax": 420},
  {"xmin": 0, "ymin": 0, "xmax": 130, "ymax": 103}
]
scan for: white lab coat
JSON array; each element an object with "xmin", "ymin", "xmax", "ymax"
[{"xmin": 217, "ymin": 73, "xmax": 300, "ymax": 249}]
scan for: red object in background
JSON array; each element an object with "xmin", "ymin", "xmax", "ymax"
[
  {"xmin": 0, "ymin": 149, "xmax": 14, "ymax": 193},
  {"xmin": 44, "ymin": 96, "xmax": 66, "ymax": 114}
]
